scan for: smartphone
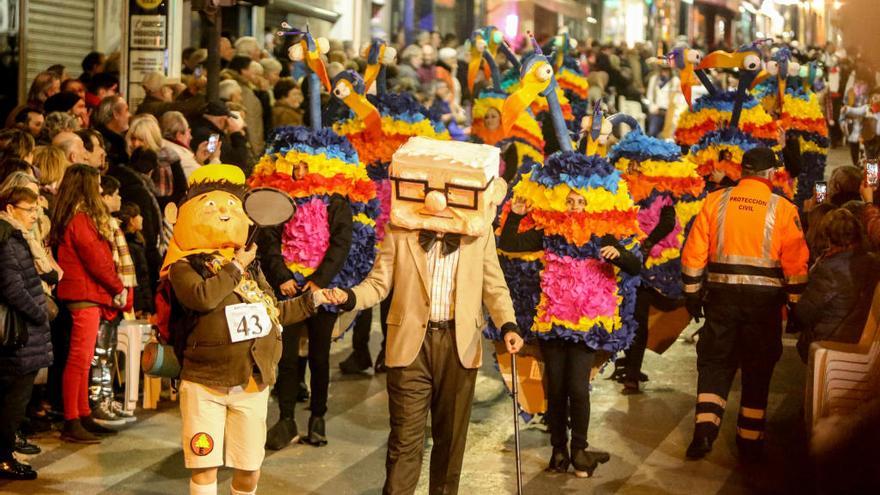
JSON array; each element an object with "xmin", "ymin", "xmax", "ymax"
[
  {"xmin": 867, "ymin": 160, "xmax": 879, "ymax": 187},
  {"xmin": 207, "ymin": 133, "xmax": 220, "ymax": 154},
  {"xmin": 814, "ymin": 181, "xmax": 827, "ymax": 203}
]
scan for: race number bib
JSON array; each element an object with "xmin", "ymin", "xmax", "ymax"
[{"xmin": 225, "ymin": 303, "xmax": 273, "ymax": 343}]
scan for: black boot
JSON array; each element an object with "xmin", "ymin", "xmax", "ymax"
[
  {"xmin": 545, "ymin": 446, "xmax": 570, "ymax": 473},
  {"xmin": 265, "ymin": 417, "xmax": 299, "ymax": 451},
  {"xmin": 15, "ymin": 433, "xmax": 41, "ymax": 455},
  {"xmin": 0, "ymin": 457, "xmax": 36, "ymax": 481},
  {"xmin": 686, "ymin": 423, "xmax": 717, "ymax": 460},
  {"xmin": 80, "ymin": 415, "xmax": 118, "ymax": 436},
  {"xmin": 735, "ymin": 436, "xmax": 764, "ymax": 463},
  {"xmin": 338, "ymin": 351, "xmax": 372, "ymax": 374},
  {"xmin": 303, "ymin": 415, "xmax": 327, "ymax": 447},
  {"xmin": 60, "ymin": 419, "xmax": 101, "ymax": 444},
  {"xmin": 297, "ymin": 357, "xmax": 310, "ymax": 403},
  {"xmin": 571, "ymin": 448, "xmax": 610, "ymax": 478}
]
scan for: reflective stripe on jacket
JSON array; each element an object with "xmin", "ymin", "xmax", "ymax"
[{"xmin": 681, "ymin": 177, "xmax": 809, "ymax": 303}]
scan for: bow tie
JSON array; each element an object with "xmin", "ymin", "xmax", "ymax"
[{"xmin": 418, "ymin": 230, "xmax": 461, "ymax": 255}]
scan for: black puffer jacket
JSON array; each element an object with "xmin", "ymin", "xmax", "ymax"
[{"xmin": 0, "ymin": 219, "xmax": 51, "ymax": 375}]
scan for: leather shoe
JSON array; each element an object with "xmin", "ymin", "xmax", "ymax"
[
  {"xmin": 546, "ymin": 446, "xmax": 570, "ymax": 473},
  {"xmin": 339, "ymin": 352, "xmax": 372, "ymax": 374},
  {"xmin": 265, "ymin": 417, "xmax": 299, "ymax": 451},
  {"xmin": 15, "ymin": 434, "xmax": 41, "ymax": 455},
  {"xmin": 303, "ymin": 416, "xmax": 327, "ymax": 447},
  {"xmin": 571, "ymin": 448, "xmax": 610, "ymax": 478},
  {"xmin": 0, "ymin": 459, "xmax": 36, "ymax": 480},
  {"xmin": 374, "ymin": 350, "xmax": 387, "ymax": 374}
]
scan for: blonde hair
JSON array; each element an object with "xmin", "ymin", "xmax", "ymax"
[
  {"xmin": 32, "ymin": 145, "xmax": 68, "ymax": 185},
  {"xmin": 126, "ymin": 114, "xmax": 163, "ymax": 154}
]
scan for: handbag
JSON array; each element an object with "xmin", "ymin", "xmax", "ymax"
[
  {"xmin": 141, "ymin": 341, "xmax": 181, "ymax": 378},
  {"xmin": 0, "ymin": 303, "xmax": 28, "ymax": 349}
]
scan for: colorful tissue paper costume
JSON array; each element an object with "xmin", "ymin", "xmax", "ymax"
[
  {"xmin": 249, "ymin": 127, "xmax": 379, "ymax": 290},
  {"xmin": 753, "ymin": 49, "xmax": 829, "ymax": 205},
  {"xmin": 609, "ymin": 129, "xmax": 706, "ymax": 299},
  {"xmin": 674, "ymin": 91, "xmax": 778, "ymax": 149},
  {"xmin": 331, "ymin": 70, "xmax": 449, "ymax": 240}
]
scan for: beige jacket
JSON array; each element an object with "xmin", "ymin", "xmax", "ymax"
[{"xmin": 350, "ymin": 226, "xmax": 516, "ymax": 369}]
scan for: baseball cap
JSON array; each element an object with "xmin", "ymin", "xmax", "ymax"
[
  {"xmin": 142, "ymin": 71, "xmax": 181, "ymax": 93},
  {"xmin": 741, "ymin": 147, "xmax": 778, "ymax": 172}
]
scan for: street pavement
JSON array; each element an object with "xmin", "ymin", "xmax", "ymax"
[{"xmin": 0, "ymin": 147, "xmax": 854, "ymax": 495}]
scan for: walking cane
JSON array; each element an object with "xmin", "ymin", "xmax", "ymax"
[{"xmin": 510, "ymin": 353, "xmax": 524, "ymax": 494}]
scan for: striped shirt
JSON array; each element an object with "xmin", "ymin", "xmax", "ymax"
[{"xmin": 426, "ymin": 236, "xmax": 460, "ymax": 322}]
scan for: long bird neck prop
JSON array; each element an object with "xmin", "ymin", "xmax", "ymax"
[
  {"xmin": 332, "ymin": 70, "xmax": 382, "ymax": 140},
  {"xmin": 362, "ymin": 39, "xmax": 397, "ymax": 96},
  {"xmin": 502, "ymin": 33, "xmax": 571, "ymax": 152},
  {"xmin": 658, "ymin": 47, "xmax": 704, "ymax": 110},
  {"xmin": 280, "ymin": 23, "xmax": 331, "ymax": 130},
  {"xmin": 698, "ymin": 40, "xmax": 770, "ymax": 131},
  {"xmin": 467, "ymin": 29, "xmax": 500, "ymax": 92}
]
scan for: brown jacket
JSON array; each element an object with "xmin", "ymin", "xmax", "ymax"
[
  {"xmin": 349, "ymin": 226, "xmax": 517, "ymax": 369},
  {"xmin": 169, "ymin": 258, "xmax": 315, "ymax": 388},
  {"xmin": 272, "ymin": 102, "xmax": 304, "ymax": 130}
]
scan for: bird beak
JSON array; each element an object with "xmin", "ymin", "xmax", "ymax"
[
  {"xmin": 776, "ymin": 74, "xmax": 787, "ymax": 105},
  {"xmin": 363, "ymin": 63, "xmax": 381, "ymax": 92},
  {"xmin": 752, "ymin": 69, "xmax": 771, "ymax": 89},
  {"xmin": 698, "ymin": 50, "xmax": 742, "ymax": 70},
  {"xmin": 306, "ymin": 46, "xmax": 331, "ymax": 92}
]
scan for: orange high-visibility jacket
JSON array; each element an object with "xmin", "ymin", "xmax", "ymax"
[{"xmin": 681, "ymin": 177, "xmax": 809, "ymax": 303}]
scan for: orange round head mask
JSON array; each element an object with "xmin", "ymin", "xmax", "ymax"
[{"xmin": 173, "ymin": 189, "xmax": 252, "ymax": 251}]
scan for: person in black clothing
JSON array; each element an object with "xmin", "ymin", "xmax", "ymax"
[
  {"xmin": 499, "ymin": 190, "xmax": 640, "ymax": 478},
  {"xmin": 260, "ymin": 160, "xmax": 353, "ymax": 451},
  {"xmin": 189, "ymin": 102, "xmax": 254, "ymax": 176},
  {"xmin": 92, "ymin": 95, "xmax": 130, "ymax": 171},
  {"xmin": 0, "ymin": 187, "xmax": 52, "ymax": 481},
  {"xmin": 108, "ymin": 148, "xmax": 163, "ymax": 294},
  {"xmin": 117, "ymin": 202, "xmax": 154, "ymax": 318}
]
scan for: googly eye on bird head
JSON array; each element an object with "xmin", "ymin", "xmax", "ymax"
[
  {"xmin": 316, "ymin": 37, "xmax": 330, "ymax": 55},
  {"xmin": 686, "ymin": 49, "xmax": 702, "ymax": 65},
  {"xmin": 788, "ymin": 62, "xmax": 801, "ymax": 77},
  {"xmin": 333, "ymin": 81, "xmax": 351, "ymax": 99},
  {"xmin": 536, "ymin": 63, "xmax": 554, "ymax": 82},
  {"xmin": 382, "ymin": 46, "xmax": 397, "ymax": 64},
  {"xmin": 765, "ymin": 60, "xmax": 780, "ymax": 76},
  {"xmin": 742, "ymin": 54, "xmax": 762, "ymax": 71},
  {"xmin": 288, "ymin": 44, "xmax": 304, "ymax": 62}
]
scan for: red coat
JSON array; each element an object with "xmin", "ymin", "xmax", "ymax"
[{"xmin": 56, "ymin": 212, "xmax": 124, "ymax": 306}]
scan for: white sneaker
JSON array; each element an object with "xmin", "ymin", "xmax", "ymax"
[
  {"xmin": 111, "ymin": 401, "xmax": 137, "ymax": 423},
  {"xmin": 91, "ymin": 400, "xmax": 126, "ymax": 426}
]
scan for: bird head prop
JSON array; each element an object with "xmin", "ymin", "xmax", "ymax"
[
  {"xmin": 281, "ymin": 23, "xmax": 331, "ymax": 93},
  {"xmin": 659, "ymin": 47, "xmax": 702, "ymax": 110},
  {"xmin": 332, "ymin": 70, "xmax": 382, "ymax": 139},
  {"xmin": 389, "ymin": 137, "xmax": 507, "ymax": 236},
  {"xmin": 762, "ymin": 47, "xmax": 800, "ymax": 111},
  {"xmin": 698, "ymin": 40, "xmax": 770, "ymax": 91},
  {"xmin": 467, "ymin": 29, "xmax": 493, "ymax": 93},
  {"xmin": 581, "ymin": 101, "xmax": 613, "ymax": 157},
  {"xmin": 362, "ymin": 39, "xmax": 396, "ymax": 93}
]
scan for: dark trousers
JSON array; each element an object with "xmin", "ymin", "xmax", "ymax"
[
  {"xmin": 624, "ymin": 287, "xmax": 653, "ymax": 380},
  {"xmin": 276, "ymin": 310, "xmax": 337, "ymax": 418},
  {"xmin": 351, "ymin": 292, "xmax": 391, "ymax": 358},
  {"xmin": 47, "ymin": 304, "xmax": 72, "ymax": 412},
  {"xmin": 850, "ymin": 142, "xmax": 862, "ymax": 166},
  {"xmin": 0, "ymin": 372, "xmax": 37, "ymax": 460},
  {"xmin": 695, "ymin": 294, "xmax": 783, "ymax": 443},
  {"xmin": 384, "ymin": 326, "xmax": 477, "ymax": 495},
  {"xmin": 540, "ymin": 340, "xmax": 595, "ymax": 450}
]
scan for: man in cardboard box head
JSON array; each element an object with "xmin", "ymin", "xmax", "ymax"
[{"xmin": 324, "ymin": 136, "xmax": 524, "ymax": 494}]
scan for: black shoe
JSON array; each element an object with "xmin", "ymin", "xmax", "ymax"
[
  {"xmin": 60, "ymin": 419, "xmax": 101, "ymax": 444},
  {"xmin": 15, "ymin": 434, "xmax": 40, "ymax": 455},
  {"xmin": 621, "ymin": 380, "xmax": 641, "ymax": 395},
  {"xmin": 374, "ymin": 350, "xmax": 387, "ymax": 374},
  {"xmin": 265, "ymin": 417, "xmax": 299, "ymax": 451},
  {"xmin": 571, "ymin": 448, "xmax": 610, "ymax": 478},
  {"xmin": 736, "ymin": 437, "xmax": 764, "ymax": 463},
  {"xmin": 80, "ymin": 416, "xmax": 117, "ymax": 436},
  {"xmin": 0, "ymin": 458, "xmax": 36, "ymax": 480},
  {"xmin": 686, "ymin": 435, "xmax": 714, "ymax": 460},
  {"xmin": 545, "ymin": 447, "xmax": 570, "ymax": 473},
  {"xmin": 339, "ymin": 352, "xmax": 372, "ymax": 374},
  {"xmin": 297, "ymin": 383, "xmax": 310, "ymax": 403},
  {"xmin": 303, "ymin": 416, "xmax": 327, "ymax": 447}
]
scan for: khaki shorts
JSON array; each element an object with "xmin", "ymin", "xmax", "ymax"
[{"xmin": 179, "ymin": 379, "xmax": 270, "ymax": 471}]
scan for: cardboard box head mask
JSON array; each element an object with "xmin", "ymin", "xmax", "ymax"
[{"xmin": 389, "ymin": 137, "xmax": 507, "ymax": 236}]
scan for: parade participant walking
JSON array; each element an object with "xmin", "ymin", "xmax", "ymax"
[
  {"xmin": 324, "ymin": 137, "xmax": 524, "ymax": 495},
  {"xmin": 681, "ymin": 147, "xmax": 809, "ymax": 461},
  {"xmin": 161, "ymin": 165, "xmax": 320, "ymax": 495}
]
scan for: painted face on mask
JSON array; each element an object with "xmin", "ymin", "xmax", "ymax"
[{"xmin": 173, "ymin": 190, "xmax": 252, "ymax": 251}]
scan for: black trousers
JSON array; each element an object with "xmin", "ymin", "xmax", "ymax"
[
  {"xmin": 276, "ymin": 310, "xmax": 337, "ymax": 418},
  {"xmin": 540, "ymin": 340, "xmax": 595, "ymax": 450},
  {"xmin": 0, "ymin": 372, "xmax": 37, "ymax": 460},
  {"xmin": 47, "ymin": 304, "xmax": 72, "ymax": 412},
  {"xmin": 695, "ymin": 294, "xmax": 783, "ymax": 443},
  {"xmin": 351, "ymin": 292, "xmax": 392, "ymax": 358},
  {"xmin": 850, "ymin": 142, "xmax": 862, "ymax": 166}
]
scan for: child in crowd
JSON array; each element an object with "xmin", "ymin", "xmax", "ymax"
[{"xmin": 117, "ymin": 202, "xmax": 153, "ymax": 318}]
